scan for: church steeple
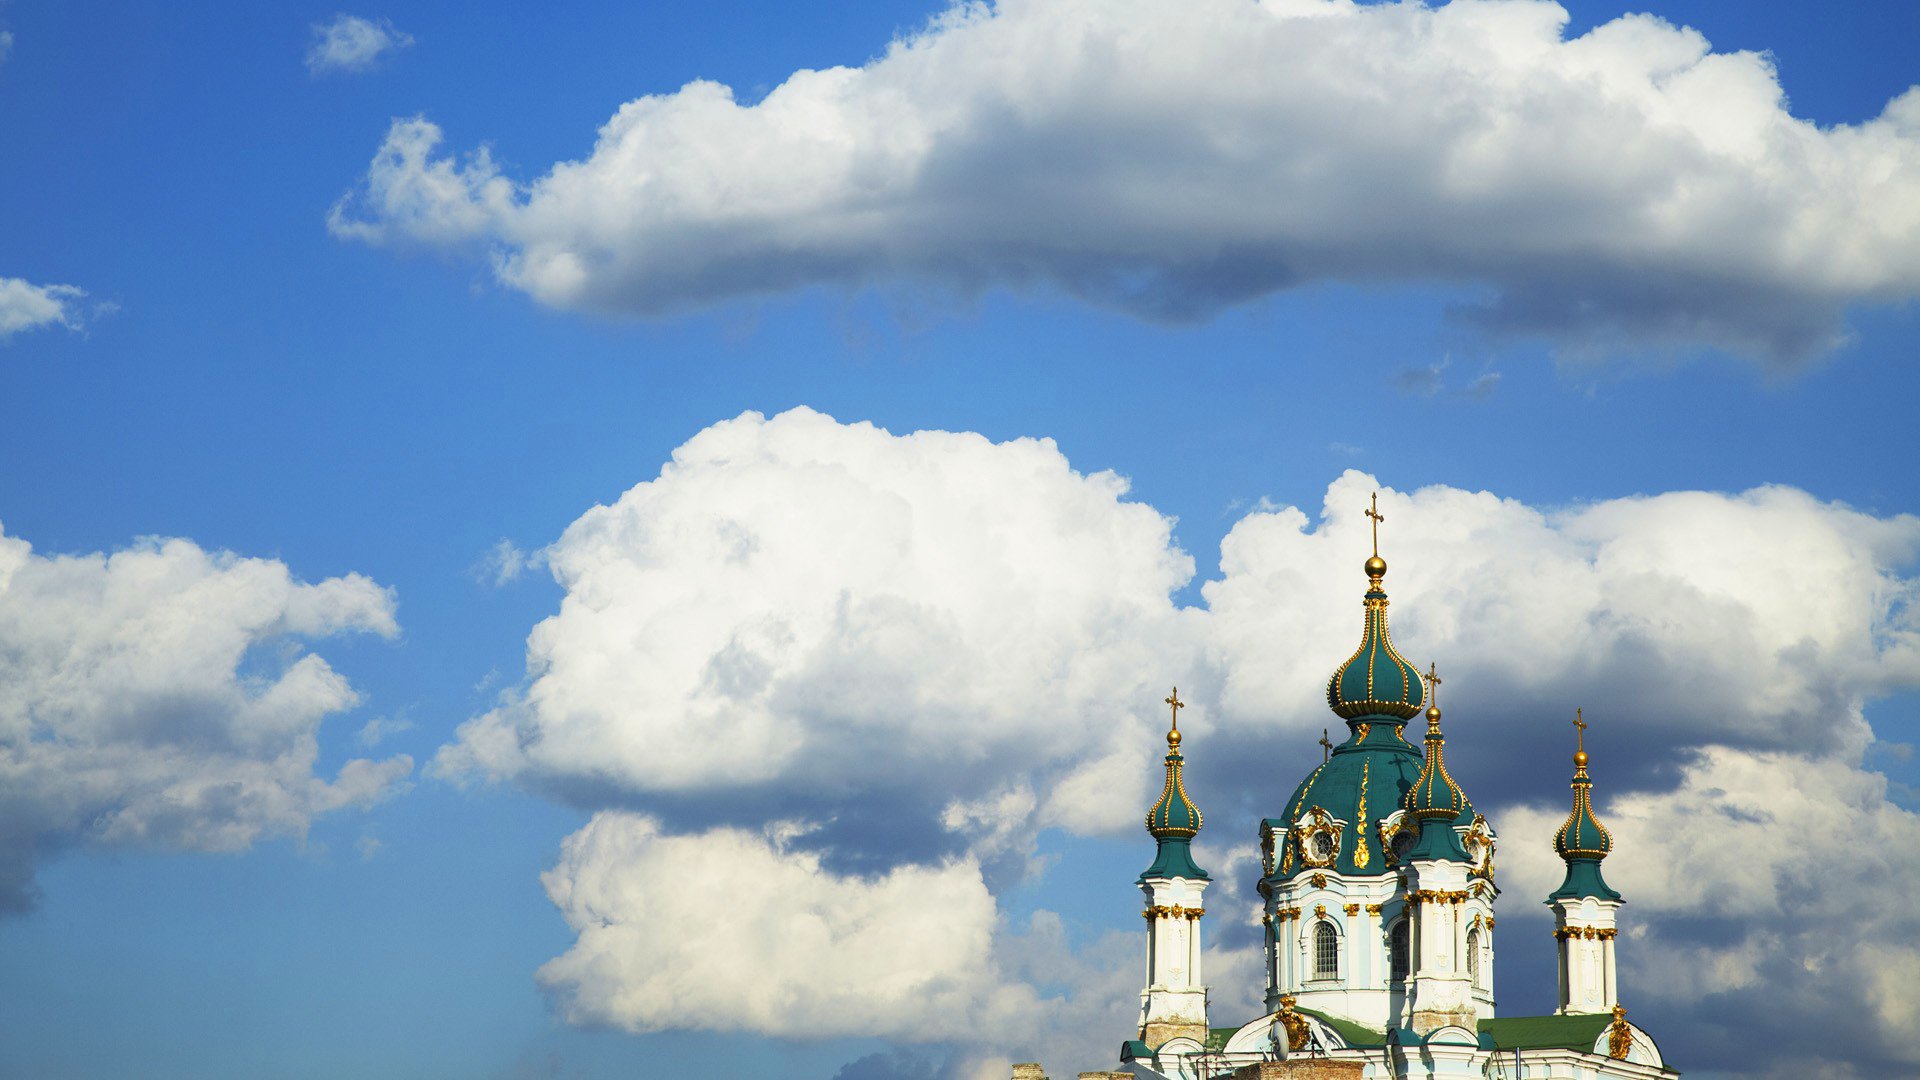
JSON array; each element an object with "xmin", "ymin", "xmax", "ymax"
[
  {"xmin": 1548, "ymin": 709, "xmax": 1627, "ymax": 1017},
  {"xmin": 1142, "ymin": 688, "xmax": 1208, "ymax": 881},
  {"xmin": 1137, "ymin": 688, "xmax": 1210, "ymax": 1049},
  {"xmin": 1550, "ymin": 708, "xmax": 1620, "ymax": 901},
  {"xmin": 1404, "ymin": 676, "xmax": 1471, "ymax": 862},
  {"xmin": 1326, "ymin": 493, "xmax": 1425, "ymax": 723}
]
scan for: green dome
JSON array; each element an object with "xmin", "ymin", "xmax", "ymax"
[
  {"xmin": 1266, "ymin": 721, "xmax": 1472, "ymax": 880},
  {"xmin": 1142, "ymin": 720, "xmax": 1209, "ymax": 882},
  {"xmin": 1146, "ymin": 746, "xmax": 1203, "ymax": 839},
  {"xmin": 1554, "ymin": 763, "xmax": 1613, "ymax": 860},
  {"xmin": 1326, "ymin": 559, "xmax": 1425, "ymax": 722},
  {"xmin": 1403, "ymin": 705, "xmax": 1473, "ymax": 862},
  {"xmin": 1549, "ymin": 729, "xmax": 1621, "ymax": 901},
  {"xmin": 1406, "ymin": 708, "xmax": 1467, "ymax": 822}
]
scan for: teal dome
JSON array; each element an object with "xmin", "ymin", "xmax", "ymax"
[
  {"xmin": 1141, "ymin": 717, "xmax": 1209, "ymax": 882},
  {"xmin": 1548, "ymin": 727, "xmax": 1621, "ymax": 901},
  {"xmin": 1406, "ymin": 707, "xmax": 1467, "ymax": 822},
  {"xmin": 1403, "ymin": 705, "xmax": 1473, "ymax": 863},
  {"xmin": 1146, "ymin": 745, "xmax": 1203, "ymax": 839},
  {"xmin": 1265, "ymin": 721, "xmax": 1474, "ymax": 879},
  {"xmin": 1326, "ymin": 558, "xmax": 1425, "ymax": 722}
]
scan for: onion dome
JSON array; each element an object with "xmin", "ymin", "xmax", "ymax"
[
  {"xmin": 1403, "ymin": 701, "xmax": 1472, "ymax": 862},
  {"xmin": 1142, "ymin": 689, "xmax": 1209, "ymax": 882},
  {"xmin": 1326, "ymin": 541, "xmax": 1425, "ymax": 721},
  {"xmin": 1550, "ymin": 710, "xmax": 1621, "ymax": 901}
]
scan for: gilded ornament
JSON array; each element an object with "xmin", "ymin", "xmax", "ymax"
[
  {"xmin": 1276, "ymin": 994, "xmax": 1311, "ymax": 1054},
  {"xmin": 1608, "ymin": 1005, "xmax": 1632, "ymax": 1060},
  {"xmin": 1352, "ymin": 762, "xmax": 1372, "ymax": 869}
]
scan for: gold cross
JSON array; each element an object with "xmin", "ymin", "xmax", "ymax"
[
  {"xmin": 1573, "ymin": 707, "xmax": 1587, "ymax": 753},
  {"xmin": 1165, "ymin": 688, "xmax": 1185, "ymax": 733},
  {"xmin": 1423, "ymin": 662, "xmax": 1442, "ymax": 705},
  {"xmin": 1365, "ymin": 492, "xmax": 1385, "ymax": 557},
  {"xmin": 1319, "ymin": 728, "xmax": 1334, "ymax": 762}
]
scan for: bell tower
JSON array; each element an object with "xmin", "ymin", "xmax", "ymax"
[{"xmin": 1137, "ymin": 688, "xmax": 1210, "ymax": 1048}]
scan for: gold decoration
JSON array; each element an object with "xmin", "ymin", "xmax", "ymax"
[
  {"xmin": 1261, "ymin": 827, "xmax": 1276, "ymax": 876},
  {"xmin": 1311, "ymin": 872, "xmax": 1327, "ymax": 888},
  {"xmin": 1297, "ymin": 807, "xmax": 1343, "ymax": 869},
  {"xmin": 1319, "ymin": 728, "xmax": 1334, "ymax": 762},
  {"xmin": 1365, "ymin": 903, "xmax": 1383, "ymax": 916},
  {"xmin": 1343, "ymin": 903, "xmax": 1359, "ymax": 916},
  {"xmin": 1164, "ymin": 688, "xmax": 1185, "ymax": 750},
  {"xmin": 1352, "ymin": 761, "xmax": 1372, "ymax": 869},
  {"xmin": 1355, "ymin": 722, "xmax": 1371, "ymax": 743},
  {"xmin": 1277, "ymin": 994, "xmax": 1310, "ymax": 1053},
  {"xmin": 1608, "ymin": 1005, "xmax": 1632, "ymax": 1060}
]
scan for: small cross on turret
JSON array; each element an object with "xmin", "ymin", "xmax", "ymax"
[
  {"xmin": 1365, "ymin": 492, "xmax": 1385, "ymax": 557},
  {"xmin": 1318, "ymin": 728, "xmax": 1334, "ymax": 762}
]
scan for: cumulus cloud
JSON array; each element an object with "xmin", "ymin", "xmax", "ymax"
[
  {"xmin": 332, "ymin": 0, "xmax": 1920, "ymax": 365},
  {"xmin": 435, "ymin": 406, "xmax": 1199, "ymax": 859},
  {"xmin": 0, "ymin": 31, "xmax": 13, "ymax": 66},
  {"xmin": 306, "ymin": 14, "xmax": 413, "ymax": 75},
  {"xmin": 456, "ymin": 408, "xmax": 1920, "ymax": 1074},
  {"xmin": 0, "ymin": 526, "xmax": 411, "ymax": 910},
  {"xmin": 539, "ymin": 813, "xmax": 1041, "ymax": 1041},
  {"xmin": 0, "ymin": 277, "xmax": 89, "ymax": 341}
]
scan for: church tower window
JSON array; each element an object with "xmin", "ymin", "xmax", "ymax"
[
  {"xmin": 1467, "ymin": 927, "xmax": 1481, "ymax": 985},
  {"xmin": 1314, "ymin": 921, "xmax": 1339, "ymax": 980},
  {"xmin": 1390, "ymin": 920, "xmax": 1409, "ymax": 981}
]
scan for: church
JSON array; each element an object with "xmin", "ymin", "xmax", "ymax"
[{"xmin": 1069, "ymin": 501, "xmax": 1677, "ymax": 1080}]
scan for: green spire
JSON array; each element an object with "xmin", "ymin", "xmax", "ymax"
[
  {"xmin": 1550, "ymin": 709, "xmax": 1621, "ymax": 901},
  {"xmin": 1141, "ymin": 688, "xmax": 1208, "ymax": 881},
  {"xmin": 1326, "ymin": 494, "xmax": 1425, "ymax": 723},
  {"xmin": 1403, "ymin": 695, "xmax": 1471, "ymax": 861}
]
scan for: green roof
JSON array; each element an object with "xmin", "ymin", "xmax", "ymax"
[
  {"xmin": 1297, "ymin": 1006, "xmax": 1388, "ymax": 1048},
  {"xmin": 1139, "ymin": 836, "xmax": 1209, "ymax": 882},
  {"xmin": 1547, "ymin": 857, "xmax": 1620, "ymax": 902},
  {"xmin": 1270, "ymin": 722, "xmax": 1475, "ymax": 880},
  {"xmin": 1478, "ymin": 1013, "xmax": 1610, "ymax": 1052}
]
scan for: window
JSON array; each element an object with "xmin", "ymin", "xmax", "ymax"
[
  {"xmin": 1390, "ymin": 920, "xmax": 1409, "ymax": 981},
  {"xmin": 1314, "ymin": 921, "xmax": 1339, "ymax": 979},
  {"xmin": 1467, "ymin": 928, "xmax": 1481, "ymax": 985}
]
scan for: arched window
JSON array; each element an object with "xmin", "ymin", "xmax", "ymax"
[
  {"xmin": 1314, "ymin": 921, "xmax": 1339, "ymax": 980},
  {"xmin": 1389, "ymin": 920, "xmax": 1409, "ymax": 981},
  {"xmin": 1466, "ymin": 927, "xmax": 1481, "ymax": 985}
]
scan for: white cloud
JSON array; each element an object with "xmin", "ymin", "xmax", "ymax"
[
  {"xmin": 0, "ymin": 526, "xmax": 410, "ymax": 910},
  {"xmin": 471, "ymin": 538, "xmax": 540, "ymax": 586},
  {"xmin": 306, "ymin": 14, "xmax": 413, "ymax": 75},
  {"xmin": 457, "ymin": 408, "xmax": 1920, "ymax": 1073},
  {"xmin": 539, "ymin": 813, "xmax": 1041, "ymax": 1041},
  {"xmin": 0, "ymin": 277, "xmax": 88, "ymax": 341},
  {"xmin": 332, "ymin": 0, "xmax": 1920, "ymax": 365},
  {"xmin": 435, "ymin": 406, "xmax": 1198, "ymax": 846},
  {"xmin": 0, "ymin": 31, "xmax": 13, "ymax": 66}
]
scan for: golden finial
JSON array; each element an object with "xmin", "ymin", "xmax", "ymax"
[
  {"xmin": 1422, "ymin": 663, "xmax": 1443, "ymax": 730},
  {"xmin": 1573, "ymin": 707, "xmax": 1588, "ymax": 769},
  {"xmin": 1164, "ymin": 688, "xmax": 1185, "ymax": 749},
  {"xmin": 1319, "ymin": 728, "xmax": 1334, "ymax": 762},
  {"xmin": 1364, "ymin": 492, "xmax": 1387, "ymax": 578}
]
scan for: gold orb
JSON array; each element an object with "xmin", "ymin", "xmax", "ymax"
[
  {"xmin": 1574, "ymin": 749, "xmax": 1588, "ymax": 767},
  {"xmin": 1365, "ymin": 555, "xmax": 1388, "ymax": 577},
  {"xmin": 1426, "ymin": 705, "xmax": 1442, "ymax": 722},
  {"xmin": 1167, "ymin": 728, "xmax": 1182, "ymax": 748}
]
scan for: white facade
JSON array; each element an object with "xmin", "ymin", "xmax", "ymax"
[{"xmin": 1139, "ymin": 872, "xmax": 1210, "ymax": 1045}]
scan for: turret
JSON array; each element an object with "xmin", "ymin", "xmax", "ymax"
[
  {"xmin": 1137, "ymin": 689, "xmax": 1209, "ymax": 1049},
  {"xmin": 1549, "ymin": 709, "xmax": 1625, "ymax": 1015},
  {"xmin": 1400, "ymin": 689, "xmax": 1484, "ymax": 1036}
]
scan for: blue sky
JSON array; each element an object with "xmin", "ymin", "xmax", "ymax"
[{"xmin": 3, "ymin": 2, "xmax": 1919, "ymax": 1078}]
